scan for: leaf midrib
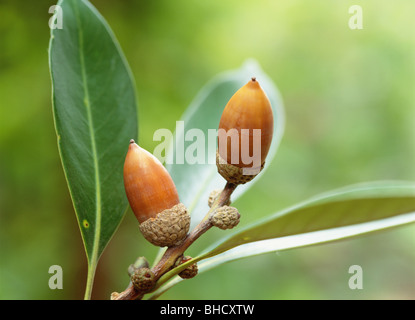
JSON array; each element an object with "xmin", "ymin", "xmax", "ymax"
[{"xmin": 74, "ymin": 0, "xmax": 102, "ymax": 269}]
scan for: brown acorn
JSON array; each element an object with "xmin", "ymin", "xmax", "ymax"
[
  {"xmin": 217, "ymin": 77, "xmax": 273, "ymax": 184},
  {"xmin": 123, "ymin": 140, "xmax": 190, "ymax": 247}
]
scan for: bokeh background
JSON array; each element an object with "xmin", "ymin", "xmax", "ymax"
[{"xmin": 1, "ymin": 0, "xmax": 414, "ymax": 299}]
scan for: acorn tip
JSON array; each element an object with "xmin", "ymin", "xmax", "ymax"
[
  {"xmin": 251, "ymin": 77, "xmax": 256, "ymax": 82},
  {"xmin": 130, "ymin": 139, "xmax": 135, "ymax": 144}
]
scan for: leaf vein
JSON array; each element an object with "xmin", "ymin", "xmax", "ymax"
[{"xmin": 74, "ymin": 0, "xmax": 102, "ymax": 271}]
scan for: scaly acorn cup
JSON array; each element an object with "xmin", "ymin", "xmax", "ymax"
[
  {"xmin": 123, "ymin": 140, "xmax": 190, "ymax": 247},
  {"xmin": 131, "ymin": 267, "xmax": 155, "ymax": 292},
  {"xmin": 217, "ymin": 77, "xmax": 273, "ymax": 184},
  {"xmin": 211, "ymin": 206, "xmax": 240, "ymax": 230},
  {"xmin": 174, "ymin": 256, "xmax": 198, "ymax": 279}
]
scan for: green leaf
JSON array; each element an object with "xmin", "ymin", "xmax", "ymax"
[
  {"xmin": 49, "ymin": 0, "xmax": 138, "ymax": 298},
  {"xmin": 165, "ymin": 59, "xmax": 285, "ymax": 227},
  {"xmin": 202, "ymin": 180, "xmax": 415, "ymax": 259},
  {"xmin": 149, "ymin": 181, "xmax": 415, "ymax": 299}
]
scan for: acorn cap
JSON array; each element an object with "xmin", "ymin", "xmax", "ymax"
[
  {"xmin": 216, "ymin": 150, "xmax": 264, "ymax": 184},
  {"xmin": 211, "ymin": 205, "xmax": 240, "ymax": 230},
  {"xmin": 131, "ymin": 267, "xmax": 155, "ymax": 293},
  {"xmin": 175, "ymin": 256, "xmax": 198, "ymax": 279},
  {"xmin": 139, "ymin": 203, "xmax": 190, "ymax": 247}
]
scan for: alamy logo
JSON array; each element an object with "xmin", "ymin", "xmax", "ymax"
[
  {"xmin": 348, "ymin": 5, "xmax": 363, "ymax": 30},
  {"xmin": 348, "ymin": 265, "xmax": 363, "ymax": 290},
  {"xmin": 48, "ymin": 265, "xmax": 63, "ymax": 290},
  {"xmin": 153, "ymin": 121, "xmax": 262, "ymax": 175},
  {"xmin": 49, "ymin": 5, "xmax": 63, "ymax": 30}
]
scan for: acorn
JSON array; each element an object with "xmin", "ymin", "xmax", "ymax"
[
  {"xmin": 217, "ymin": 77, "xmax": 273, "ymax": 184},
  {"xmin": 123, "ymin": 140, "xmax": 191, "ymax": 247}
]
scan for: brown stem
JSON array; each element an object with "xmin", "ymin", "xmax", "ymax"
[{"xmin": 114, "ymin": 182, "xmax": 237, "ymax": 300}]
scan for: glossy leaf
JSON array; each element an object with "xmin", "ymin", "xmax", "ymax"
[
  {"xmin": 150, "ymin": 181, "xmax": 415, "ymax": 298},
  {"xmin": 165, "ymin": 59, "xmax": 285, "ymax": 228},
  {"xmin": 49, "ymin": 0, "xmax": 138, "ymax": 298}
]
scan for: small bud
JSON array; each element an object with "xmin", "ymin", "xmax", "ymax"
[
  {"xmin": 124, "ymin": 140, "xmax": 191, "ymax": 247},
  {"xmin": 131, "ymin": 267, "xmax": 155, "ymax": 293},
  {"xmin": 175, "ymin": 256, "xmax": 198, "ymax": 279},
  {"xmin": 127, "ymin": 256, "xmax": 150, "ymax": 277},
  {"xmin": 211, "ymin": 206, "xmax": 240, "ymax": 230},
  {"xmin": 110, "ymin": 292, "xmax": 120, "ymax": 300},
  {"xmin": 208, "ymin": 189, "xmax": 231, "ymax": 208},
  {"xmin": 217, "ymin": 78, "xmax": 273, "ymax": 184}
]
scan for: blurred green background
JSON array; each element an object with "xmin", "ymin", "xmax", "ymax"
[{"xmin": 1, "ymin": 0, "xmax": 414, "ymax": 299}]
